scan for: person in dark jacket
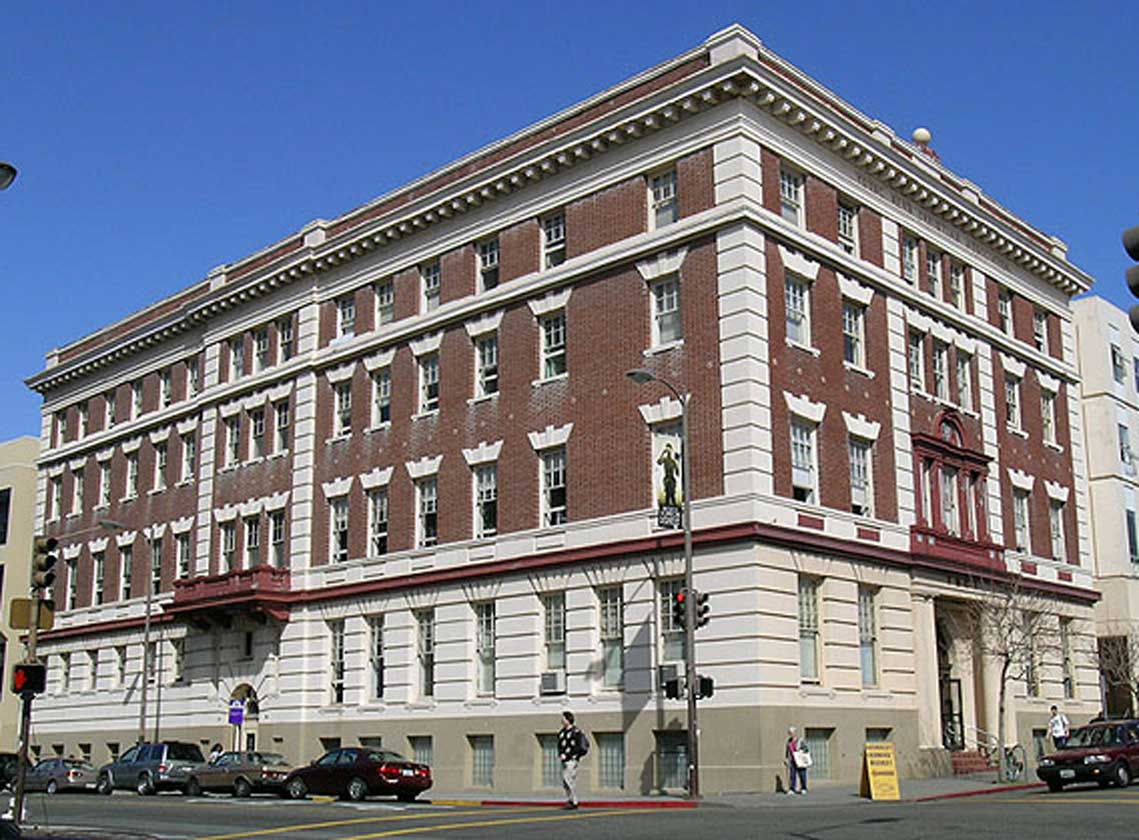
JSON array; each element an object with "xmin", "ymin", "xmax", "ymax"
[{"xmin": 557, "ymin": 711, "xmax": 588, "ymax": 809}]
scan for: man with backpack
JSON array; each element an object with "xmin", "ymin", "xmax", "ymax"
[{"xmin": 557, "ymin": 710, "xmax": 588, "ymax": 809}]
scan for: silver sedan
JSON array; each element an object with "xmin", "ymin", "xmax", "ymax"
[{"xmin": 26, "ymin": 758, "xmax": 99, "ymax": 794}]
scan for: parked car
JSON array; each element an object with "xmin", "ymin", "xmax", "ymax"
[
  {"xmin": 282, "ymin": 747, "xmax": 431, "ymax": 802},
  {"xmin": 185, "ymin": 751, "xmax": 294, "ymax": 797},
  {"xmin": 96, "ymin": 741, "xmax": 208, "ymax": 795},
  {"xmin": 25, "ymin": 758, "xmax": 98, "ymax": 794},
  {"xmin": 1036, "ymin": 720, "xmax": 1139, "ymax": 792},
  {"xmin": 0, "ymin": 753, "xmax": 18, "ymax": 791}
]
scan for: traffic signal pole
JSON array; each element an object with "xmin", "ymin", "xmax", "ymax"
[
  {"xmin": 679, "ymin": 392, "xmax": 700, "ymax": 800},
  {"xmin": 12, "ymin": 592, "xmax": 43, "ymax": 827}
]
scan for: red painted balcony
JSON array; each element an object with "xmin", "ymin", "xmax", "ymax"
[
  {"xmin": 910, "ymin": 525, "xmax": 1004, "ymax": 574},
  {"xmin": 169, "ymin": 565, "xmax": 292, "ymax": 626}
]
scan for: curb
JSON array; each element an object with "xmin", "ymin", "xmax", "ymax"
[
  {"xmin": 430, "ymin": 798, "xmax": 697, "ymax": 809},
  {"xmin": 912, "ymin": 782, "xmax": 1045, "ymax": 802}
]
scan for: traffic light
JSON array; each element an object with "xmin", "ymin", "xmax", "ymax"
[
  {"xmin": 695, "ymin": 590, "xmax": 710, "ymax": 628},
  {"xmin": 32, "ymin": 536, "xmax": 58, "ymax": 591},
  {"xmin": 696, "ymin": 675, "xmax": 714, "ymax": 700},
  {"xmin": 664, "ymin": 677, "xmax": 682, "ymax": 699},
  {"xmin": 31, "ymin": 536, "xmax": 58, "ymax": 591},
  {"xmin": 671, "ymin": 588, "xmax": 688, "ymax": 628},
  {"xmin": 11, "ymin": 662, "xmax": 46, "ymax": 695},
  {"xmin": 1125, "ymin": 226, "xmax": 1139, "ymax": 332}
]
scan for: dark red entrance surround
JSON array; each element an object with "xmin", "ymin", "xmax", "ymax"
[{"xmin": 167, "ymin": 565, "xmax": 291, "ymax": 627}]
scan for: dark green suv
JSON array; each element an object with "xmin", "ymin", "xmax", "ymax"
[{"xmin": 96, "ymin": 741, "xmax": 207, "ymax": 795}]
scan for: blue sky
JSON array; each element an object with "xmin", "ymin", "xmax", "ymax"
[{"xmin": 2, "ymin": 1, "xmax": 1136, "ymax": 441}]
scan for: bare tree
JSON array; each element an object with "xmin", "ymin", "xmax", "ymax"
[{"xmin": 1098, "ymin": 623, "xmax": 1139, "ymax": 718}]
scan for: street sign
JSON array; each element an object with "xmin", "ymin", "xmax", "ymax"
[
  {"xmin": 657, "ymin": 505, "xmax": 681, "ymax": 530},
  {"xmin": 859, "ymin": 742, "xmax": 901, "ymax": 800},
  {"xmin": 9, "ymin": 598, "xmax": 54, "ymax": 631},
  {"xmin": 228, "ymin": 699, "xmax": 244, "ymax": 726}
]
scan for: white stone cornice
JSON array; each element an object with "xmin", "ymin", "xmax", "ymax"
[
  {"xmin": 1037, "ymin": 370, "xmax": 1061, "ymax": 394},
  {"xmin": 170, "ymin": 516, "xmax": 195, "ymax": 534},
  {"xmin": 359, "ymin": 467, "xmax": 394, "ymax": 490},
  {"xmin": 906, "ymin": 307, "xmax": 932, "ymax": 334},
  {"xmin": 638, "ymin": 396, "xmax": 684, "ymax": 425},
  {"xmin": 213, "ymin": 505, "xmax": 239, "ymax": 523},
  {"xmin": 409, "ymin": 332, "xmax": 443, "ymax": 357},
  {"xmin": 95, "ymin": 447, "xmax": 114, "ymax": 463},
  {"xmin": 321, "ymin": 476, "xmax": 355, "ymax": 499},
  {"xmin": 47, "ymin": 463, "xmax": 64, "ymax": 477},
  {"xmin": 120, "ymin": 438, "xmax": 142, "ymax": 454},
  {"xmin": 636, "ymin": 247, "xmax": 689, "ymax": 281},
  {"xmin": 1045, "ymin": 480, "xmax": 1070, "ymax": 503},
  {"xmin": 61, "ymin": 543, "xmax": 82, "ymax": 560},
  {"xmin": 325, "ymin": 362, "xmax": 356, "ymax": 384},
  {"xmin": 218, "ymin": 401, "xmax": 242, "ymax": 419},
  {"xmin": 462, "ymin": 440, "xmax": 504, "ymax": 466},
  {"xmin": 777, "ymin": 245, "xmax": 821, "ymax": 280},
  {"xmin": 1000, "ymin": 353, "xmax": 1027, "ymax": 380},
  {"xmin": 405, "ymin": 455, "xmax": 443, "ymax": 479},
  {"xmin": 464, "ymin": 310, "xmax": 504, "ymax": 338},
  {"xmin": 264, "ymin": 491, "xmax": 290, "ymax": 511},
  {"xmin": 1007, "ymin": 468, "xmax": 1035, "ymax": 492},
  {"xmin": 363, "ymin": 348, "xmax": 397, "ymax": 372},
  {"xmin": 784, "ymin": 392, "xmax": 826, "ymax": 424},
  {"xmin": 242, "ymin": 392, "xmax": 269, "ymax": 411},
  {"xmin": 114, "ymin": 530, "xmax": 137, "ymax": 548},
  {"xmin": 238, "ymin": 499, "xmax": 263, "ymax": 517},
  {"xmin": 527, "ymin": 288, "xmax": 573, "ymax": 317},
  {"xmin": 68, "ymin": 457, "xmax": 87, "ymax": 471},
  {"xmin": 175, "ymin": 418, "xmax": 198, "ymax": 435},
  {"xmin": 148, "ymin": 426, "xmax": 170, "ymax": 445},
  {"xmin": 528, "ymin": 423, "xmax": 574, "ymax": 451},
  {"xmin": 87, "ymin": 536, "xmax": 109, "ymax": 553},
  {"xmin": 142, "ymin": 522, "xmax": 168, "ymax": 540},
  {"xmin": 268, "ymin": 382, "xmax": 294, "ymax": 402},
  {"xmin": 953, "ymin": 333, "xmax": 977, "ymax": 355},
  {"xmin": 842, "ymin": 411, "xmax": 881, "ymax": 441},
  {"xmin": 837, "ymin": 274, "xmax": 874, "ymax": 305}
]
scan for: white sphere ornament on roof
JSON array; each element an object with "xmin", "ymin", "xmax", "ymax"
[{"xmin": 912, "ymin": 127, "xmax": 932, "ymax": 145}]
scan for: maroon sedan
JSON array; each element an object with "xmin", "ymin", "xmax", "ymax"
[
  {"xmin": 1036, "ymin": 720, "xmax": 1139, "ymax": 792},
  {"xmin": 283, "ymin": 747, "xmax": 432, "ymax": 802}
]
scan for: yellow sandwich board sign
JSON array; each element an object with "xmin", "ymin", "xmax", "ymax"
[{"xmin": 859, "ymin": 742, "xmax": 901, "ymax": 800}]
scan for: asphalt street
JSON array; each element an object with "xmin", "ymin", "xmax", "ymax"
[{"xmin": 13, "ymin": 785, "xmax": 1139, "ymax": 840}]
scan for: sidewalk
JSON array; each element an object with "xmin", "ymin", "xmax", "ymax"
[{"xmin": 426, "ymin": 773, "xmax": 1044, "ymax": 809}]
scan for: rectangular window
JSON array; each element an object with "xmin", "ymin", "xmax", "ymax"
[
  {"xmin": 78, "ymin": 401, "xmax": 89, "ymax": 437},
  {"xmin": 334, "ymin": 382, "xmax": 352, "ymax": 436},
  {"xmin": 274, "ymin": 401, "xmax": 290, "ymax": 452},
  {"xmin": 419, "ymin": 354, "xmax": 440, "ymax": 413},
  {"xmin": 120, "ymin": 546, "xmax": 133, "ymax": 600},
  {"xmin": 72, "ymin": 468, "xmax": 84, "ymax": 514},
  {"xmin": 1013, "ymin": 489, "xmax": 1030, "ymax": 552},
  {"xmin": 941, "ymin": 467, "xmax": 959, "ymax": 535},
  {"xmin": 1113, "ymin": 344, "xmax": 1127, "ymax": 384},
  {"xmin": 93, "ymin": 551, "xmax": 105, "ymax": 605},
  {"xmin": 656, "ymin": 731, "xmax": 688, "ymax": 790},
  {"xmin": 902, "ymin": 236, "xmax": 918, "ymax": 284},
  {"xmin": 149, "ymin": 538, "xmax": 162, "ymax": 593},
  {"xmin": 804, "ymin": 729, "xmax": 833, "ymax": 779},
  {"xmin": 417, "ymin": 610, "xmax": 435, "ymax": 697},
  {"xmin": 842, "ymin": 301, "xmax": 865, "ymax": 368},
  {"xmin": 1128, "ymin": 509, "xmax": 1139, "ymax": 564},
  {"xmin": 152, "ymin": 444, "xmax": 166, "ymax": 491},
  {"xmin": 49, "ymin": 476, "xmax": 61, "ymax": 520},
  {"xmin": 254, "ymin": 328, "xmax": 269, "ymax": 372},
  {"xmin": 330, "ymin": 497, "xmax": 349, "ymax": 563},
  {"xmin": 270, "ymin": 511, "xmax": 287, "ymax": 568},
  {"xmin": 180, "ymin": 433, "xmax": 196, "ymax": 483},
  {"xmin": 541, "ymin": 447, "xmax": 567, "ymax": 527},
  {"xmin": 417, "ymin": 478, "xmax": 438, "ymax": 548},
  {"xmin": 54, "ymin": 409, "xmax": 66, "ymax": 447},
  {"xmin": 957, "ymin": 353, "xmax": 973, "ymax": 411},
  {"xmin": 248, "ymin": 408, "xmax": 265, "ymax": 458},
  {"xmin": 1120, "ymin": 424, "xmax": 1133, "ymax": 469},
  {"xmin": 278, "ymin": 317, "xmax": 294, "ymax": 361},
  {"xmin": 927, "ymin": 249, "xmax": 942, "ymax": 298},
  {"xmin": 932, "ymin": 341, "xmax": 949, "ymax": 400},
  {"xmin": 799, "ymin": 577, "xmax": 820, "ymax": 682},
  {"xmin": 225, "ymin": 416, "xmax": 241, "ymax": 466},
  {"xmin": 176, "ymin": 533, "xmax": 191, "ymax": 579},
  {"xmin": 538, "ymin": 734, "xmax": 560, "ymax": 788},
  {"xmin": 542, "ymin": 213, "xmax": 566, "ymax": 268},
  {"xmin": 244, "ymin": 516, "xmax": 260, "ymax": 568},
  {"xmin": 1033, "ymin": 310, "xmax": 1048, "ymax": 353},
  {"xmin": 659, "ymin": 578, "xmax": 686, "ymax": 663},
  {"xmin": 1134, "ymin": 357, "xmax": 1139, "ymax": 392},
  {"xmin": 837, "ymin": 203, "xmax": 858, "ymax": 255},
  {"xmin": 131, "ymin": 381, "xmax": 144, "ymax": 418},
  {"xmin": 1005, "ymin": 377, "xmax": 1021, "ymax": 429},
  {"xmin": 187, "ymin": 357, "xmax": 200, "ymax": 397},
  {"xmin": 337, "ymin": 294, "xmax": 356, "ymax": 338},
  {"xmin": 476, "ymin": 335, "xmax": 499, "ymax": 397},
  {"xmin": 543, "ymin": 592, "xmax": 566, "ymax": 672},
  {"xmin": 126, "ymin": 454, "xmax": 139, "ymax": 499},
  {"xmin": 790, "ymin": 420, "xmax": 816, "ymax": 504},
  {"xmin": 652, "ymin": 277, "xmax": 682, "ymax": 346},
  {"xmin": 541, "ymin": 312, "xmax": 567, "ymax": 378},
  {"xmin": 858, "ymin": 587, "xmax": 878, "ymax": 687},
  {"xmin": 220, "ymin": 522, "xmax": 236, "ymax": 571},
  {"xmin": 170, "ymin": 638, "xmax": 184, "ymax": 683},
  {"xmin": 1050, "ymin": 501, "xmax": 1066, "ymax": 561},
  {"xmin": 375, "ymin": 281, "xmax": 394, "ymax": 326},
  {"xmin": 1025, "ymin": 613, "xmax": 1040, "ymax": 697},
  {"xmin": 329, "ymin": 620, "xmax": 345, "ymax": 704},
  {"xmin": 779, "ymin": 167, "xmax": 804, "ymax": 226},
  {"xmin": 1041, "ymin": 393, "xmax": 1057, "ymax": 445},
  {"xmin": 96, "ymin": 462, "xmax": 110, "ymax": 508},
  {"xmin": 998, "ymin": 287, "xmax": 1013, "ymax": 334},
  {"xmin": 60, "ymin": 652, "xmax": 71, "ymax": 694},
  {"xmin": 784, "ymin": 274, "xmax": 811, "ymax": 346},
  {"xmin": 475, "ymin": 602, "xmax": 496, "ymax": 695},
  {"xmin": 949, "ymin": 263, "xmax": 964, "ymax": 309},
  {"xmin": 599, "ymin": 586, "xmax": 624, "ymax": 689},
  {"xmin": 1060, "ymin": 618, "xmax": 1075, "ymax": 700},
  {"xmin": 421, "ymin": 262, "xmax": 441, "ymax": 312},
  {"xmin": 230, "ymin": 338, "xmax": 245, "ymax": 381},
  {"xmin": 650, "ymin": 170, "xmax": 678, "ymax": 229},
  {"xmin": 478, "ymin": 239, "xmax": 500, "ymax": 291},
  {"xmin": 350, "ymin": 486, "xmax": 380, "ymax": 559},
  {"xmin": 65, "ymin": 559, "xmax": 76, "ymax": 610},
  {"xmin": 371, "ymin": 369, "xmax": 392, "ymax": 426},
  {"xmin": 470, "ymin": 736, "xmax": 494, "ymax": 787},
  {"xmin": 474, "ymin": 465, "xmax": 497, "ymax": 538},
  {"xmin": 105, "ymin": 391, "xmax": 116, "ymax": 428},
  {"xmin": 849, "ymin": 437, "xmax": 873, "ymax": 517},
  {"xmin": 410, "ymin": 736, "xmax": 433, "ymax": 766},
  {"xmin": 597, "ymin": 733, "xmax": 625, "ymax": 789},
  {"xmin": 114, "ymin": 647, "xmax": 126, "ymax": 688},
  {"xmin": 368, "ymin": 615, "xmax": 384, "ymax": 700},
  {"xmin": 157, "ymin": 370, "xmax": 171, "ymax": 408}
]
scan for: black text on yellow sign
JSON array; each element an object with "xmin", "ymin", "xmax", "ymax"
[{"xmin": 859, "ymin": 741, "xmax": 901, "ymax": 800}]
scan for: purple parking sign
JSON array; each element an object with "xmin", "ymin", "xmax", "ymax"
[{"xmin": 228, "ymin": 700, "xmax": 244, "ymax": 725}]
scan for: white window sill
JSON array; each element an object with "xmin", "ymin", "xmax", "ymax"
[
  {"xmin": 366, "ymin": 422, "xmax": 392, "ymax": 433},
  {"xmin": 66, "ymin": 512, "xmax": 80, "ymax": 519},
  {"xmin": 644, "ymin": 339, "xmax": 684, "ymax": 357},
  {"xmin": 843, "ymin": 361, "xmax": 875, "ymax": 379},
  {"xmin": 532, "ymin": 373, "xmax": 569, "ymax": 388},
  {"xmin": 910, "ymin": 389, "xmax": 934, "ymax": 402},
  {"xmin": 465, "ymin": 697, "xmax": 499, "ymax": 709},
  {"xmin": 412, "ymin": 410, "xmax": 439, "ymax": 421},
  {"xmin": 799, "ymin": 684, "xmax": 835, "ymax": 699},
  {"xmin": 325, "ymin": 434, "xmax": 352, "ymax": 445},
  {"xmin": 119, "ymin": 496, "xmax": 137, "ymax": 504},
  {"xmin": 1006, "ymin": 426, "xmax": 1029, "ymax": 439},
  {"xmin": 407, "ymin": 700, "xmax": 437, "ymax": 711},
  {"xmin": 467, "ymin": 393, "xmax": 498, "ymax": 406},
  {"xmin": 94, "ymin": 503, "xmax": 109, "ymax": 512},
  {"xmin": 175, "ymin": 479, "xmax": 194, "ymax": 488},
  {"xmin": 1044, "ymin": 441, "xmax": 1065, "ymax": 454},
  {"xmin": 268, "ymin": 450, "xmax": 290, "ymax": 460},
  {"xmin": 785, "ymin": 339, "xmax": 821, "ymax": 357},
  {"xmin": 959, "ymin": 407, "xmax": 980, "ymax": 419},
  {"xmin": 147, "ymin": 488, "xmax": 165, "ymax": 497},
  {"xmin": 329, "ymin": 334, "xmax": 355, "ymax": 347}
]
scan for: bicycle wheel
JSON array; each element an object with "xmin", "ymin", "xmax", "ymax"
[{"xmin": 1005, "ymin": 745, "xmax": 1026, "ymax": 781}]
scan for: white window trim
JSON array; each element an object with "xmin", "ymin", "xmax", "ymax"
[
  {"xmin": 784, "ymin": 392, "xmax": 827, "ymax": 424},
  {"xmin": 406, "ymin": 454, "xmax": 444, "ymax": 480},
  {"xmin": 359, "ymin": 466, "xmax": 394, "ymax": 491},
  {"xmin": 635, "ymin": 247, "xmax": 689, "ymax": 281},
  {"xmin": 1044, "ymin": 481, "xmax": 1070, "ymax": 504},
  {"xmin": 1007, "ymin": 468, "xmax": 1035, "ymax": 493},
  {"xmin": 527, "ymin": 288, "xmax": 573, "ymax": 318},
  {"xmin": 528, "ymin": 423, "xmax": 574, "ymax": 451},
  {"xmin": 841, "ymin": 411, "xmax": 881, "ymax": 441},
  {"xmin": 362, "ymin": 348, "xmax": 397, "ymax": 372},
  {"xmin": 777, "ymin": 245, "xmax": 821, "ymax": 280},
  {"xmin": 837, "ymin": 273, "xmax": 874, "ymax": 306},
  {"xmin": 462, "ymin": 440, "xmax": 504, "ymax": 466},
  {"xmin": 321, "ymin": 476, "xmax": 355, "ymax": 499},
  {"xmin": 464, "ymin": 310, "xmax": 504, "ymax": 338}
]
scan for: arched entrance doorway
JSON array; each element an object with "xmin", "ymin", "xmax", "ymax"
[{"xmin": 230, "ymin": 684, "xmax": 260, "ymax": 751}]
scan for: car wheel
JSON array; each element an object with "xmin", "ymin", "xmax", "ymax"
[
  {"xmin": 345, "ymin": 777, "xmax": 368, "ymax": 802},
  {"xmin": 1046, "ymin": 780, "xmax": 1063, "ymax": 793},
  {"xmin": 1114, "ymin": 762, "xmax": 1131, "ymax": 788},
  {"xmin": 286, "ymin": 778, "xmax": 307, "ymax": 800},
  {"xmin": 234, "ymin": 777, "xmax": 252, "ymax": 798},
  {"xmin": 46, "ymin": 779, "xmax": 58, "ymax": 795},
  {"xmin": 97, "ymin": 775, "xmax": 113, "ymax": 795},
  {"xmin": 185, "ymin": 777, "xmax": 201, "ymax": 797},
  {"xmin": 137, "ymin": 774, "xmax": 155, "ymax": 796},
  {"xmin": 397, "ymin": 791, "xmax": 418, "ymax": 803}
]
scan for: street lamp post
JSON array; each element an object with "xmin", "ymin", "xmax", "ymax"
[
  {"xmin": 100, "ymin": 519, "xmax": 153, "ymax": 743},
  {"xmin": 627, "ymin": 369, "xmax": 699, "ymax": 800}
]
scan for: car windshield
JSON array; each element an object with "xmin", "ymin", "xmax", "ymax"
[
  {"xmin": 167, "ymin": 744, "xmax": 205, "ymax": 762},
  {"xmin": 1065, "ymin": 726, "xmax": 1121, "ymax": 748},
  {"xmin": 254, "ymin": 753, "xmax": 290, "ymax": 766}
]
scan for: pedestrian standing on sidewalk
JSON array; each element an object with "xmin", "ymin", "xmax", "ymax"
[
  {"xmin": 786, "ymin": 726, "xmax": 810, "ymax": 795},
  {"xmin": 1048, "ymin": 705, "xmax": 1070, "ymax": 750},
  {"xmin": 558, "ymin": 710, "xmax": 588, "ymax": 810}
]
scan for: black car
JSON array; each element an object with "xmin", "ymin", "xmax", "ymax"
[
  {"xmin": 96, "ymin": 741, "xmax": 208, "ymax": 795},
  {"xmin": 283, "ymin": 747, "xmax": 431, "ymax": 802}
]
